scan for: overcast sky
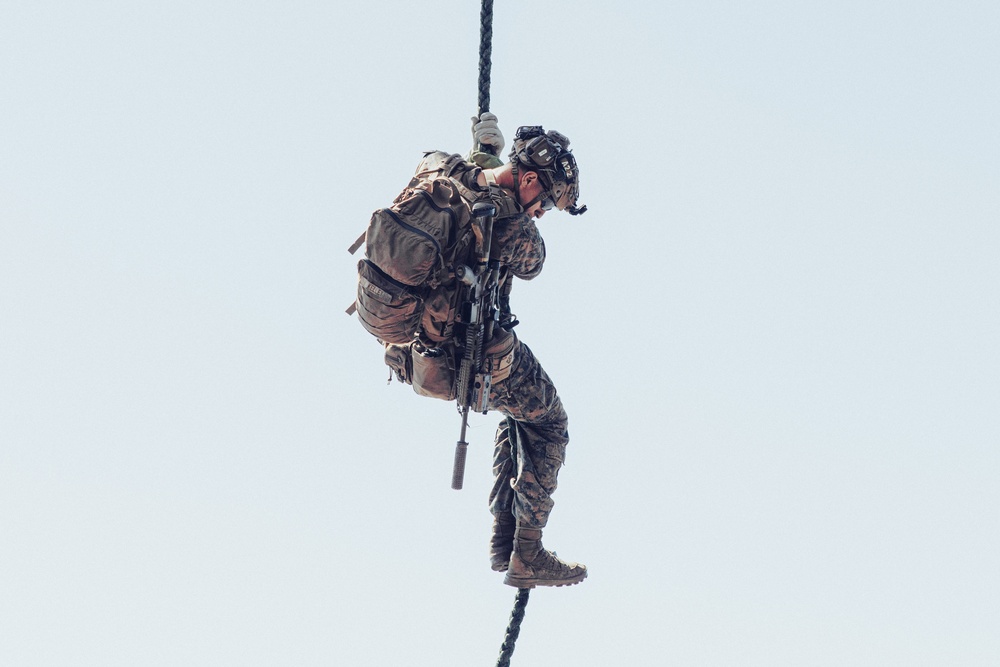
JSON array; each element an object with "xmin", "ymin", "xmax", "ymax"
[{"xmin": 2, "ymin": 2, "xmax": 998, "ymax": 665}]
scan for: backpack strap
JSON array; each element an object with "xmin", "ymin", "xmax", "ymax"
[
  {"xmin": 477, "ymin": 169, "xmax": 522, "ymax": 221},
  {"xmin": 440, "ymin": 153, "xmax": 470, "ymax": 177},
  {"xmin": 448, "ymin": 175, "xmax": 485, "ymax": 206}
]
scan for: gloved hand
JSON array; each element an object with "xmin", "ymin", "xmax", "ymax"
[{"xmin": 471, "ymin": 112, "xmax": 504, "ymax": 155}]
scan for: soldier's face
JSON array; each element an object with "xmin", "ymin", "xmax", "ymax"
[
  {"xmin": 525, "ymin": 200, "xmax": 547, "ymax": 220},
  {"xmin": 518, "ymin": 172, "xmax": 549, "ymax": 219}
]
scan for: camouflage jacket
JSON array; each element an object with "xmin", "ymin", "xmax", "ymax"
[
  {"xmin": 467, "ymin": 161, "xmax": 545, "ymax": 331},
  {"xmin": 492, "ymin": 206, "xmax": 546, "ymax": 280},
  {"xmin": 464, "ymin": 152, "xmax": 547, "ymax": 282},
  {"xmin": 410, "ymin": 151, "xmax": 545, "ymax": 339}
]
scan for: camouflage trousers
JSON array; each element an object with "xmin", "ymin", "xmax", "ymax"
[{"xmin": 486, "ymin": 334, "xmax": 569, "ymax": 529}]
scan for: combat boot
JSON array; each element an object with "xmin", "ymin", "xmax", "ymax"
[
  {"xmin": 489, "ymin": 511, "xmax": 516, "ymax": 572},
  {"xmin": 503, "ymin": 525, "xmax": 587, "ymax": 588}
]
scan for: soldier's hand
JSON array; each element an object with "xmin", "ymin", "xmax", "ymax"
[{"xmin": 471, "ymin": 112, "xmax": 504, "ymax": 155}]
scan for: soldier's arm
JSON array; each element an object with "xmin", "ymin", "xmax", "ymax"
[
  {"xmin": 493, "ymin": 213, "xmax": 546, "ymax": 280},
  {"xmin": 468, "ymin": 150, "xmax": 504, "ymax": 170}
]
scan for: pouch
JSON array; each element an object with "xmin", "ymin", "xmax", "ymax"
[
  {"xmin": 484, "ymin": 329, "xmax": 517, "ymax": 384},
  {"xmin": 356, "ymin": 259, "xmax": 423, "ymax": 344},
  {"xmin": 412, "ymin": 346, "xmax": 456, "ymax": 401},
  {"xmin": 383, "ymin": 342, "xmax": 413, "ymax": 385}
]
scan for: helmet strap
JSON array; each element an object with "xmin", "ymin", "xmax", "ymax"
[{"xmin": 520, "ymin": 191, "xmax": 548, "ymax": 210}]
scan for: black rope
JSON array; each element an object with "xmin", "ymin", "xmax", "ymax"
[
  {"xmin": 496, "ymin": 588, "xmax": 530, "ymax": 667},
  {"xmin": 477, "ymin": 4, "xmax": 532, "ymax": 664},
  {"xmin": 478, "ymin": 0, "xmax": 494, "ymax": 115}
]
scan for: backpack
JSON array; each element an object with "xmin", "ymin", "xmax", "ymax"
[{"xmin": 348, "ymin": 152, "xmax": 488, "ymax": 345}]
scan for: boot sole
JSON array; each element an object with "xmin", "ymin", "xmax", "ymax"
[{"xmin": 503, "ymin": 570, "xmax": 587, "ymax": 589}]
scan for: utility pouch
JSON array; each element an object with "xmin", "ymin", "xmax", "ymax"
[
  {"xmin": 357, "ymin": 259, "xmax": 423, "ymax": 344},
  {"xmin": 412, "ymin": 346, "xmax": 456, "ymax": 401},
  {"xmin": 484, "ymin": 329, "xmax": 517, "ymax": 384},
  {"xmin": 383, "ymin": 342, "xmax": 414, "ymax": 385}
]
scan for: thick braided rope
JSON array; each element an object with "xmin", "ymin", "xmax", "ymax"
[
  {"xmin": 478, "ymin": 0, "xmax": 494, "ymax": 114},
  {"xmin": 477, "ymin": 5, "xmax": 532, "ymax": 665},
  {"xmin": 495, "ymin": 588, "xmax": 530, "ymax": 667}
]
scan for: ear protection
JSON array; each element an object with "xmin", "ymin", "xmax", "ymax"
[
  {"xmin": 511, "ymin": 126, "xmax": 568, "ymax": 169},
  {"xmin": 509, "ymin": 126, "xmax": 586, "ymax": 215}
]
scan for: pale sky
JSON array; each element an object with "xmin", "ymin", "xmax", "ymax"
[{"xmin": 2, "ymin": 2, "xmax": 998, "ymax": 665}]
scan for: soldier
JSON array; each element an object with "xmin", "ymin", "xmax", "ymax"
[
  {"xmin": 467, "ymin": 115, "xmax": 587, "ymax": 588},
  {"xmin": 357, "ymin": 115, "xmax": 587, "ymax": 588}
]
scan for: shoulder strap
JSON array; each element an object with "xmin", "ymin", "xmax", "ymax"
[
  {"xmin": 448, "ymin": 176, "xmax": 484, "ymax": 205},
  {"xmin": 481, "ymin": 170, "xmax": 522, "ymax": 220}
]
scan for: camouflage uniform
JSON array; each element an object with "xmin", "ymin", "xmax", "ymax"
[
  {"xmin": 367, "ymin": 145, "xmax": 585, "ymax": 585},
  {"xmin": 487, "ymin": 339, "xmax": 568, "ymax": 529},
  {"xmin": 481, "ymin": 207, "xmax": 568, "ymax": 531}
]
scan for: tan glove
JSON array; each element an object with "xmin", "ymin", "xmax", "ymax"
[{"xmin": 471, "ymin": 112, "xmax": 505, "ymax": 155}]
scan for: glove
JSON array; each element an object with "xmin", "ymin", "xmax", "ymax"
[{"xmin": 471, "ymin": 112, "xmax": 505, "ymax": 155}]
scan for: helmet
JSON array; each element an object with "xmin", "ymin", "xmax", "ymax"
[{"xmin": 509, "ymin": 126, "xmax": 587, "ymax": 215}]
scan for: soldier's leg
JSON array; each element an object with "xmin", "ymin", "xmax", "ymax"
[
  {"xmin": 489, "ymin": 418, "xmax": 517, "ymax": 516},
  {"xmin": 487, "ymin": 336, "xmax": 586, "ymax": 587},
  {"xmin": 487, "ymin": 418, "xmax": 516, "ymax": 571},
  {"xmin": 488, "ymin": 335, "xmax": 568, "ymax": 527}
]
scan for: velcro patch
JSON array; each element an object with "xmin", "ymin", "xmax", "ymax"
[{"xmin": 361, "ymin": 277, "xmax": 393, "ymax": 305}]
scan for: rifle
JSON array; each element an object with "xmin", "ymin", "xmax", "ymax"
[{"xmin": 451, "ymin": 201, "xmax": 500, "ymax": 490}]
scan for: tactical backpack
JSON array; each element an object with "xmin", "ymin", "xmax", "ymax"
[{"xmin": 348, "ymin": 152, "xmax": 488, "ymax": 345}]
